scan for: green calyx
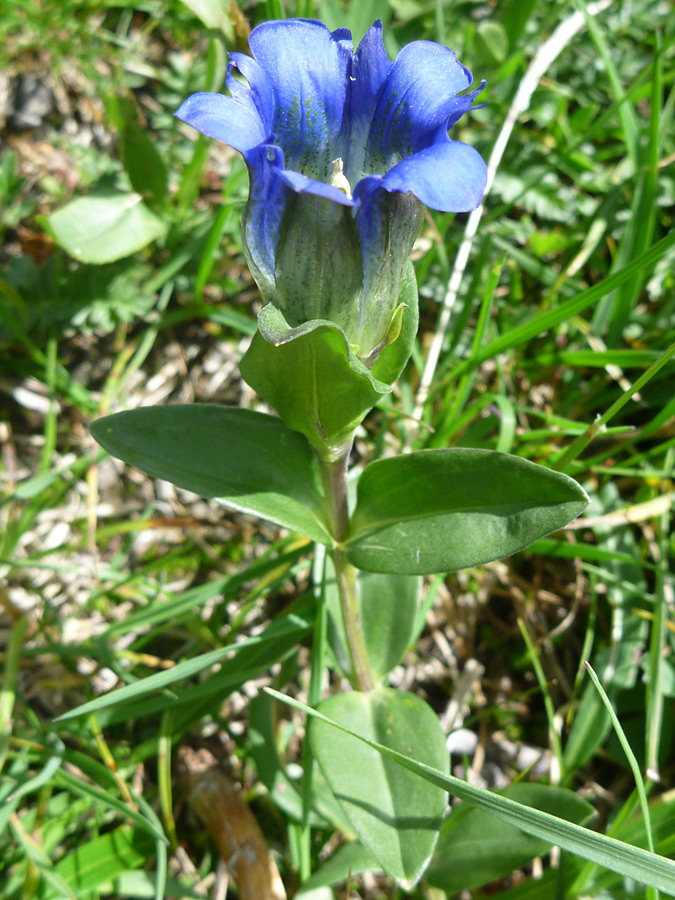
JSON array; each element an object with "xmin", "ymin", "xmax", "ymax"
[{"xmin": 239, "ymin": 263, "xmax": 419, "ymax": 451}]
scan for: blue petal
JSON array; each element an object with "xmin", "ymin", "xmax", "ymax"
[
  {"xmin": 373, "ymin": 141, "xmax": 488, "ymax": 212},
  {"xmin": 241, "ymin": 143, "xmax": 289, "ymax": 299},
  {"xmin": 278, "ymin": 170, "xmax": 354, "ymax": 206},
  {"xmin": 352, "ymin": 21, "xmax": 392, "ymax": 108},
  {"xmin": 248, "ymin": 19, "xmax": 353, "ymax": 179},
  {"xmin": 366, "ymin": 40, "xmax": 475, "ymax": 167},
  {"xmin": 228, "ymin": 52, "xmax": 275, "ymax": 131},
  {"xmin": 445, "ymin": 82, "xmax": 486, "ymax": 131},
  {"xmin": 175, "ymin": 92, "xmax": 266, "ymax": 154},
  {"xmin": 341, "ymin": 21, "xmax": 393, "ymax": 181}
]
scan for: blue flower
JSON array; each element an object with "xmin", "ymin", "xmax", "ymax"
[{"xmin": 176, "ymin": 19, "xmax": 486, "ymax": 361}]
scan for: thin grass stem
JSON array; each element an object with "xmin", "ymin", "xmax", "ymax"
[{"xmin": 584, "ymin": 661, "xmax": 658, "ymax": 900}]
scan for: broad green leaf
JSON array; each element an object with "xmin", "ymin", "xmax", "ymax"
[
  {"xmin": 325, "ymin": 560, "xmax": 421, "ymax": 682},
  {"xmin": 310, "ymin": 689, "xmax": 448, "ymax": 889},
  {"xmin": 39, "ymin": 826, "xmax": 155, "ymax": 899},
  {"xmin": 48, "ymin": 193, "xmax": 166, "ymax": 264},
  {"xmin": 360, "ymin": 572, "xmax": 421, "ymax": 680},
  {"xmin": 346, "ymin": 449, "xmax": 588, "ymax": 575},
  {"xmin": 273, "ymin": 688, "xmax": 675, "ymax": 897},
  {"xmin": 426, "ymin": 783, "xmax": 595, "ymax": 892},
  {"xmin": 91, "ymin": 405, "xmax": 331, "ymax": 544},
  {"xmin": 240, "ymin": 305, "xmax": 390, "ymax": 448}
]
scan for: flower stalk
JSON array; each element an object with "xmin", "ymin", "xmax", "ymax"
[{"xmin": 316, "ymin": 439, "xmax": 374, "ymax": 692}]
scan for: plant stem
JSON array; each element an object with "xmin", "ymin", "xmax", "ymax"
[
  {"xmin": 317, "ymin": 440, "xmax": 351, "ymax": 544},
  {"xmin": 332, "ymin": 548, "xmax": 373, "ymax": 691},
  {"xmin": 316, "ymin": 440, "xmax": 374, "ymax": 692}
]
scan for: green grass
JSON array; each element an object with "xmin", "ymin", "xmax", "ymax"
[{"xmin": 1, "ymin": 0, "xmax": 674, "ymax": 898}]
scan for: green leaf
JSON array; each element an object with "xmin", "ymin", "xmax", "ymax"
[
  {"xmin": 426, "ymin": 783, "xmax": 595, "ymax": 892},
  {"xmin": 498, "ymin": 0, "xmax": 538, "ymax": 46},
  {"xmin": 107, "ymin": 96, "xmax": 169, "ymax": 204},
  {"xmin": 104, "ymin": 545, "xmax": 305, "ymax": 638},
  {"xmin": 563, "ymin": 673, "xmax": 612, "ymax": 773},
  {"xmin": 310, "ymin": 689, "xmax": 448, "ymax": 889},
  {"xmin": 99, "ymin": 871, "xmax": 207, "ymax": 899},
  {"xmin": 39, "ymin": 826, "xmax": 155, "ymax": 899},
  {"xmin": 47, "ymin": 193, "xmax": 166, "ymax": 264},
  {"xmin": 91, "ymin": 405, "xmax": 331, "ymax": 544},
  {"xmin": 240, "ymin": 305, "xmax": 390, "ymax": 448},
  {"xmin": 475, "ymin": 20, "xmax": 509, "ymax": 64},
  {"xmin": 325, "ymin": 561, "xmax": 421, "ymax": 682},
  {"xmin": 230, "ymin": 265, "xmax": 417, "ymax": 448},
  {"xmin": 54, "ymin": 769, "xmax": 166, "ymax": 843},
  {"xmin": 122, "ymin": 122, "xmax": 169, "ymax": 206},
  {"xmin": 360, "ymin": 572, "xmax": 420, "ymax": 680},
  {"xmin": 3, "ymin": 734, "xmax": 64, "ymax": 807},
  {"xmin": 346, "ymin": 449, "xmax": 588, "ymax": 575},
  {"xmin": 271, "ymin": 688, "xmax": 675, "ymax": 897}
]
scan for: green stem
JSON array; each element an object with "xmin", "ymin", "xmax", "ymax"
[
  {"xmin": 332, "ymin": 548, "xmax": 373, "ymax": 692},
  {"xmin": 316, "ymin": 440, "xmax": 374, "ymax": 692},
  {"xmin": 317, "ymin": 440, "xmax": 351, "ymax": 544}
]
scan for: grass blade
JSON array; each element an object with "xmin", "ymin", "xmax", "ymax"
[
  {"xmin": 440, "ymin": 230, "xmax": 675, "ymax": 391},
  {"xmin": 584, "ymin": 662, "xmax": 658, "ymax": 900},
  {"xmin": 56, "ymin": 611, "xmax": 311, "ymax": 722}
]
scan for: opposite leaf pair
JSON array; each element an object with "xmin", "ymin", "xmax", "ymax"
[{"xmin": 91, "ymin": 404, "xmax": 588, "ymax": 577}]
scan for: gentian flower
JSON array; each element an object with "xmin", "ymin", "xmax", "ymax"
[{"xmin": 176, "ymin": 18, "xmax": 486, "ymax": 364}]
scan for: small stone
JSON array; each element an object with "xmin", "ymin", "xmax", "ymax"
[
  {"xmin": 447, "ymin": 728, "xmax": 478, "ymax": 757},
  {"xmin": 7, "ymin": 74, "xmax": 54, "ymax": 130}
]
